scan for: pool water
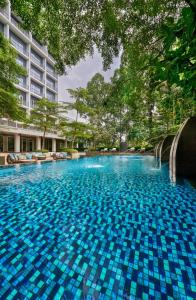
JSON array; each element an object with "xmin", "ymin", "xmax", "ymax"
[{"xmin": 0, "ymin": 155, "xmax": 195, "ymax": 299}]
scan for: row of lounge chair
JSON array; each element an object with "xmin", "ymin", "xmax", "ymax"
[
  {"xmin": 100, "ymin": 147, "xmax": 146, "ymax": 153},
  {"xmin": 126, "ymin": 147, "xmax": 146, "ymax": 153},
  {"xmin": 7, "ymin": 152, "xmax": 68, "ymax": 164}
]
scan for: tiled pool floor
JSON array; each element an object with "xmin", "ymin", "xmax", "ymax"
[{"xmin": 0, "ymin": 155, "xmax": 195, "ymax": 299}]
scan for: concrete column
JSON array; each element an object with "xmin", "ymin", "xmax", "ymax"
[
  {"xmin": 36, "ymin": 136, "xmax": 41, "ymax": 150},
  {"xmin": 14, "ymin": 134, "xmax": 20, "ymax": 153},
  {"xmin": 43, "ymin": 57, "xmax": 47, "ymax": 98},
  {"xmin": 3, "ymin": 136, "xmax": 8, "ymax": 152},
  {"xmin": 64, "ymin": 140, "xmax": 67, "ymax": 148},
  {"xmin": 52, "ymin": 138, "xmax": 56, "ymax": 152}
]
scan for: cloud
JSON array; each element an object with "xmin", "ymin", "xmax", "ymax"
[{"xmin": 58, "ymin": 49, "xmax": 120, "ymax": 105}]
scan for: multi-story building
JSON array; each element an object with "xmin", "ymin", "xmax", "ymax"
[{"xmin": 0, "ymin": 2, "xmax": 66, "ymax": 153}]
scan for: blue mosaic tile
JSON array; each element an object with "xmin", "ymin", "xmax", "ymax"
[{"xmin": 0, "ymin": 155, "xmax": 195, "ymax": 299}]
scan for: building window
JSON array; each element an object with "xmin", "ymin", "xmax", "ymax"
[
  {"xmin": 46, "ymin": 62, "xmax": 57, "ymax": 77},
  {"xmin": 45, "ymin": 139, "xmax": 52, "ymax": 151},
  {"xmin": 31, "ymin": 49, "xmax": 43, "ymax": 67},
  {"xmin": 21, "ymin": 137, "xmax": 35, "ymax": 152},
  {"xmin": 31, "ymin": 81, "xmax": 43, "ymax": 96},
  {"xmin": 8, "ymin": 136, "xmax": 14, "ymax": 152},
  {"xmin": 9, "ymin": 31, "xmax": 27, "ymax": 55},
  {"xmin": 30, "ymin": 95, "xmax": 39, "ymax": 108},
  {"xmin": 46, "ymin": 76, "xmax": 56, "ymax": 90},
  {"xmin": 46, "ymin": 89, "xmax": 55, "ymax": 101},
  {"xmin": 18, "ymin": 91, "xmax": 27, "ymax": 106},
  {"xmin": 16, "ymin": 55, "xmax": 26, "ymax": 68},
  {"xmin": 18, "ymin": 75, "xmax": 27, "ymax": 88},
  {"xmin": 31, "ymin": 65, "xmax": 43, "ymax": 82}
]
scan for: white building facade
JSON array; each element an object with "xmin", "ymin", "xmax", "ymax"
[{"xmin": 0, "ymin": 2, "xmax": 66, "ymax": 153}]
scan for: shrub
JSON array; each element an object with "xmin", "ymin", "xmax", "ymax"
[
  {"xmin": 35, "ymin": 149, "xmax": 49, "ymax": 153},
  {"xmin": 60, "ymin": 148, "xmax": 78, "ymax": 153},
  {"xmin": 87, "ymin": 147, "xmax": 97, "ymax": 151},
  {"xmin": 75, "ymin": 147, "xmax": 85, "ymax": 152}
]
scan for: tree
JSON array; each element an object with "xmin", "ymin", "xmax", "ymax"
[
  {"xmin": 29, "ymin": 98, "xmax": 62, "ymax": 149},
  {"xmin": 61, "ymin": 88, "xmax": 93, "ymax": 148},
  {"xmin": 61, "ymin": 121, "xmax": 93, "ymax": 148},
  {"xmin": 0, "ymin": 0, "xmax": 184, "ymax": 73},
  {"xmin": 0, "ymin": 33, "xmax": 26, "ymax": 120},
  {"xmin": 154, "ymin": 5, "xmax": 196, "ymax": 100}
]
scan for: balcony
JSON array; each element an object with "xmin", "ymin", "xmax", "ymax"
[
  {"xmin": 10, "ymin": 39, "xmax": 28, "ymax": 56},
  {"xmin": 47, "ymin": 96, "xmax": 56, "ymax": 102},
  {"xmin": 48, "ymin": 53, "xmax": 55, "ymax": 62},
  {"xmin": 30, "ymin": 99, "xmax": 37, "ymax": 108},
  {"xmin": 31, "ymin": 72, "xmax": 44, "ymax": 84},
  {"xmin": 0, "ymin": 8, "xmax": 9, "ymax": 18},
  {"xmin": 17, "ymin": 79, "xmax": 28, "ymax": 90},
  {"xmin": 11, "ymin": 15, "xmax": 30, "ymax": 37},
  {"xmin": 47, "ymin": 81, "xmax": 57, "ymax": 91},
  {"xmin": 46, "ymin": 68, "xmax": 58, "ymax": 79},
  {"xmin": 32, "ymin": 37, "xmax": 46, "ymax": 53},
  {"xmin": 0, "ymin": 118, "xmax": 60, "ymax": 137},
  {"xmin": 31, "ymin": 86, "xmax": 43, "ymax": 97},
  {"xmin": 31, "ymin": 55, "xmax": 44, "ymax": 68},
  {"xmin": 20, "ymin": 99, "xmax": 27, "ymax": 106}
]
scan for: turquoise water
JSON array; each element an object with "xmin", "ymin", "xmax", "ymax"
[{"xmin": 0, "ymin": 155, "xmax": 195, "ymax": 299}]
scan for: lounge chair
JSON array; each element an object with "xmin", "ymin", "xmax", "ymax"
[
  {"xmin": 140, "ymin": 147, "xmax": 146, "ymax": 153},
  {"xmin": 32, "ymin": 152, "xmax": 46, "ymax": 160},
  {"xmin": 110, "ymin": 148, "xmax": 117, "ymax": 152},
  {"xmin": 101, "ymin": 148, "xmax": 108, "ymax": 152},
  {"xmin": 127, "ymin": 147, "xmax": 135, "ymax": 152},
  {"xmin": 7, "ymin": 153, "xmax": 36, "ymax": 164},
  {"xmin": 53, "ymin": 152, "xmax": 67, "ymax": 160}
]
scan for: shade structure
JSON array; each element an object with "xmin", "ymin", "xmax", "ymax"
[
  {"xmin": 155, "ymin": 140, "xmax": 162, "ymax": 160},
  {"xmin": 159, "ymin": 135, "xmax": 175, "ymax": 162},
  {"xmin": 170, "ymin": 117, "xmax": 196, "ymax": 181}
]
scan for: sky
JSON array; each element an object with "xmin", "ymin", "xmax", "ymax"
[{"xmin": 58, "ymin": 49, "xmax": 121, "ymax": 119}]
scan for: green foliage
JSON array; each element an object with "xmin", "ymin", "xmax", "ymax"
[
  {"xmin": 28, "ymin": 98, "xmax": 62, "ymax": 149},
  {"xmin": 59, "ymin": 148, "xmax": 78, "ymax": 153},
  {"xmin": 60, "ymin": 89, "xmax": 94, "ymax": 147},
  {"xmin": 154, "ymin": 6, "xmax": 196, "ymax": 99},
  {"xmin": 2, "ymin": 0, "xmax": 194, "ymax": 148},
  {"xmin": 0, "ymin": 0, "xmax": 182, "ymax": 72},
  {"xmin": 0, "ymin": 33, "xmax": 26, "ymax": 120},
  {"xmin": 34, "ymin": 149, "xmax": 49, "ymax": 153}
]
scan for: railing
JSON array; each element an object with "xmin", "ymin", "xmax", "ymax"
[
  {"xmin": 18, "ymin": 80, "xmax": 28, "ymax": 89},
  {"xmin": 46, "ymin": 81, "xmax": 56, "ymax": 91},
  {"xmin": 31, "ymin": 72, "xmax": 44, "ymax": 83},
  {"xmin": 31, "ymin": 55, "xmax": 44, "ymax": 68},
  {"xmin": 10, "ymin": 39, "xmax": 29, "ymax": 56},
  {"xmin": 47, "ymin": 96, "xmax": 56, "ymax": 102},
  {"xmin": 30, "ymin": 99, "xmax": 37, "ymax": 108},
  {"xmin": 48, "ymin": 53, "xmax": 55, "ymax": 61},
  {"xmin": 19, "ymin": 99, "xmax": 27, "ymax": 106},
  {"xmin": 16, "ymin": 60, "xmax": 27, "ymax": 69},
  {"xmin": 31, "ymin": 87, "xmax": 43, "ymax": 97},
  {"xmin": 46, "ymin": 68, "xmax": 58, "ymax": 79},
  {"xmin": 0, "ymin": 8, "xmax": 9, "ymax": 18},
  {"xmin": 11, "ymin": 15, "xmax": 30, "ymax": 37},
  {"xmin": 0, "ymin": 118, "xmax": 59, "ymax": 136},
  {"xmin": 32, "ymin": 38, "xmax": 46, "ymax": 53},
  {"xmin": 8, "ymin": 120, "xmax": 17, "ymax": 127}
]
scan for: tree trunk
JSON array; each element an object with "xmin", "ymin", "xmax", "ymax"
[
  {"xmin": 71, "ymin": 110, "xmax": 78, "ymax": 149},
  {"xmin": 42, "ymin": 127, "xmax": 46, "ymax": 150},
  {"xmin": 71, "ymin": 136, "xmax": 76, "ymax": 149},
  {"xmin": 148, "ymin": 103, "xmax": 153, "ymax": 139}
]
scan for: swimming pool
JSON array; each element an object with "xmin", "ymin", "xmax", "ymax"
[{"xmin": 0, "ymin": 155, "xmax": 195, "ymax": 299}]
